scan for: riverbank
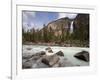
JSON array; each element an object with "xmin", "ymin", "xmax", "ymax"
[{"xmin": 23, "ymin": 41, "xmax": 89, "ymax": 47}]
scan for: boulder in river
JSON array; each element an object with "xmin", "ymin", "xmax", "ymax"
[
  {"xmin": 32, "ymin": 58, "xmax": 49, "ymax": 68},
  {"xmin": 58, "ymin": 57, "xmax": 74, "ymax": 67},
  {"xmin": 41, "ymin": 54, "xmax": 60, "ymax": 67},
  {"xmin": 22, "ymin": 60, "xmax": 34, "ymax": 69},
  {"xmin": 45, "ymin": 47, "xmax": 52, "ymax": 50},
  {"xmin": 22, "ymin": 51, "xmax": 46, "ymax": 60},
  {"xmin": 45, "ymin": 47, "xmax": 53, "ymax": 53},
  {"xmin": 74, "ymin": 51, "xmax": 89, "ymax": 62},
  {"xmin": 26, "ymin": 47, "xmax": 32, "ymax": 50},
  {"xmin": 30, "ymin": 51, "xmax": 46, "ymax": 60},
  {"xmin": 22, "ymin": 53, "xmax": 34, "ymax": 59},
  {"xmin": 48, "ymin": 49, "xmax": 53, "ymax": 53},
  {"xmin": 56, "ymin": 51, "xmax": 64, "ymax": 56},
  {"xmin": 36, "ymin": 51, "xmax": 46, "ymax": 56}
]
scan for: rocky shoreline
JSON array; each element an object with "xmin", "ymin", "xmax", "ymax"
[
  {"xmin": 23, "ymin": 41, "xmax": 89, "ymax": 47},
  {"xmin": 22, "ymin": 47, "xmax": 89, "ymax": 69}
]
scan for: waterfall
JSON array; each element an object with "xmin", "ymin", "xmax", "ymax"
[{"xmin": 70, "ymin": 21, "xmax": 74, "ymax": 34}]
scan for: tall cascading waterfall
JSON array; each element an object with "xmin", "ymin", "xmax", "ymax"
[{"xmin": 70, "ymin": 21, "xmax": 74, "ymax": 34}]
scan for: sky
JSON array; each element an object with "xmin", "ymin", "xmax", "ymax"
[{"xmin": 22, "ymin": 11, "xmax": 77, "ymax": 31}]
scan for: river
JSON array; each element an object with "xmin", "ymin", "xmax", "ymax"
[{"xmin": 23, "ymin": 45, "xmax": 89, "ymax": 66}]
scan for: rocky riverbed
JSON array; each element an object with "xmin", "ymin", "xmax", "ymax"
[{"xmin": 22, "ymin": 45, "xmax": 89, "ymax": 69}]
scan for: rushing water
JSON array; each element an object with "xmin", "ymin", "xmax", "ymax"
[
  {"xmin": 23, "ymin": 45, "xmax": 89, "ymax": 66},
  {"xmin": 70, "ymin": 21, "xmax": 74, "ymax": 34}
]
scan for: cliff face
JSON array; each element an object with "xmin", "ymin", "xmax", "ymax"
[
  {"xmin": 45, "ymin": 14, "xmax": 89, "ymax": 37},
  {"xmin": 74, "ymin": 14, "xmax": 89, "ymax": 29},
  {"xmin": 40, "ymin": 14, "xmax": 89, "ymax": 42},
  {"xmin": 45, "ymin": 17, "xmax": 71, "ymax": 36},
  {"xmin": 73, "ymin": 14, "xmax": 89, "ymax": 41},
  {"xmin": 47, "ymin": 18, "xmax": 70, "ymax": 30}
]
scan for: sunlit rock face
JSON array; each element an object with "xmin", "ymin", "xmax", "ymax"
[
  {"xmin": 46, "ymin": 17, "xmax": 70, "ymax": 36},
  {"xmin": 46, "ymin": 18, "xmax": 75, "ymax": 36},
  {"xmin": 44, "ymin": 14, "xmax": 78, "ymax": 36}
]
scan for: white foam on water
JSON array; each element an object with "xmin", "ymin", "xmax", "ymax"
[{"xmin": 23, "ymin": 45, "xmax": 89, "ymax": 66}]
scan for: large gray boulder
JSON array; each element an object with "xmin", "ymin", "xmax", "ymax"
[
  {"xmin": 37, "ymin": 51, "xmax": 46, "ymax": 55},
  {"xmin": 51, "ymin": 57, "xmax": 74, "ymax": 67},
  {"xmin": 32, "ymin": 58, "xmax": 49, "ymax": 68},
  {"xmin": 48, "ymin": 49, "xmax": 53, "ymax": 53},
  {"xmin": 45, "ymin": 47, "xmax": 53, "ymax": 53},
  {"xmin": 41, "ymin": 54, "xmax": 60, "ymax": 67},
  {"xmin": 74, "ymin": 51, "xmax": 89, "ymax": 62},
  {"xmin": 22, "ymin": 53, "xmax": 34, "ymax": 59},
  {"xmin": 30, "ymin": 51, "xmax": 46, "ymax": 60},
  {"xmin": 22, "ymin": 51, "xmax": 46, "ymax": 69},
  {"xmin": 22, "ymin": 51, "xmax": 46, "ymax": 60},
  {"xmin": 52, "ymin": 57, "xmax": 74, "ymax": 67},
  {"xmin": 45, "ymin": 47, "xmax": 52, "ymax": 50},
  {"xmin": 26, "ymin": 47, "xmax": 32, "ymax": 50},
  {"xmin": 58, "ymin": 57, "xmax": 74, "ymax": 67},
  {"xmin": 22, "ymin": 59, "xmax": 35, "ymax": 69},
  {"xmin": 56, "ymin": 51, "xmax": 64, "ymax": 56}
]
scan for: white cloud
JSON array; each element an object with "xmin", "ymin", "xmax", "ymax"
[
  {"xmin": 58, "ymin": 13, "xmax": 77, "ymax": 19},
  {"xmin": 23, "ymin": 21, "xmax": 35, "ymax": 32},
  {"xmin": 23, "ymin": 11, "xmax": 36, "ymax": 22},
  {"xmin": 22, "ymin": 11, "xmax": 36, "ymax": 31}
]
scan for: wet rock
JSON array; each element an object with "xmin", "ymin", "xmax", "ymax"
[
  {"xmin": 41, "ymin": 54, "xmax": 60, "ymax": 67},
  {"xmin": 45, "ymin": 47, "xmax": 52, "ymax": 50},
  {"xmin": 22, "ymin": 60, "xmax": 34, "ymax": 69},
  {"xmin": 45, "ymin": 47, "xmax": 53, "ymax": 53},
  {"xmin": 74, "ymin": 51, "xmax": 89, "ymax": 62},
  {"xmin": 26, "ymin": 47, "xmax": 32, "ymax": 50},
  {"xmin": 33, "ymin": 62, "xmax": 49, "ymax": 68},
  {"xmin": 32, "ymin": 58, "xmax": 49, "ymax": 68},
  {"xmin": 22, "ymin": 51, "xmax": 46, "ymax": 69},
  {"xmin": 41, "ymin": 57, "xmax": 50, "ymax": 66},
  {"xmin": 56, "ymin": 51, "xmax": 64, "ymax": 56},
  {"xmin": 22, "ymin": 53, "xmax": 34, "ymax": 59},
  {"xmin": 58, "ymin": 57, "xmax": 74, "ymax": 67},
  {"xmin": 23, "ymin": 51, "xmax": 46, "ymax": 60},
  {"xmin": 31, "ymin": 55, "xmax": 41, "ymax": 61},
  {"xmin": 48, "ymin": 49, "xmax": 53, "ymax": 53},
  {"xmin": 52, "ymin": 63, "xmax": 60, "ymax": 67},
  {"xmin": 28, "ymin": 51, "xmax": 46, "ymax": 60},
  {"xmin": 38, "ymin": 51, "xmax": 46, "ymax": 55},
  {"xmin": 22, "ymin": 59, "xmax": 27, "ymax": 63}
]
